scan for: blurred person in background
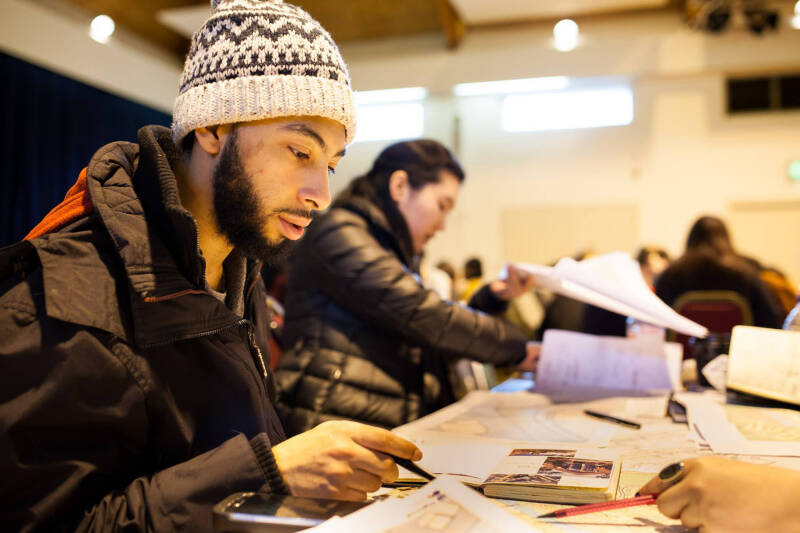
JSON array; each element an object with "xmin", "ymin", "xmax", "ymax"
[
  {"xmin": 461, "ymin": 256, "xmax": 484, "ymax": 301},
  {"xmin": 275, "ymin": 140, "xmax": 539, "ymax": 435},
  {"xmin": 656, "ymin": 216, "xmax": 783, "ymax": 328}
]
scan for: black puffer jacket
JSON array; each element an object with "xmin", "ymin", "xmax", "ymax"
[
  {"xmin": 0, "ymin": 126, "xmax": 286, "ymax": 533},
  {"xmin": 275, "ymin": 177, "xmax": 526, "ymax": 434}
]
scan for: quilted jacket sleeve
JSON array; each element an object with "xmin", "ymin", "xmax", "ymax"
[{"xmin": 306, "ymin": 211, "xmax": 527, "ymax": 366}]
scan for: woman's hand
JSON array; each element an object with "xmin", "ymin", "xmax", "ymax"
[
  {"xmin": 517, "ymin": 341, "xmax": 541, "ymax": 372},
  {"xmin": 638, "ymin": 456, "xmax": 800, "ymax": 533},
  {"xmin": 490, "ymin": 264, "xmax": 534, "ymax": 301}
]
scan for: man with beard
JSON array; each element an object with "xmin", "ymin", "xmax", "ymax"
[{"xmin": 0, "ymin": 1, "xmax": 421, "ymax": 532}]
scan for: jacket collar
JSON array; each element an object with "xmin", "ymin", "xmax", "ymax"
[
  {"xmin": 31, "ymin": 125, "xmax": 257, "ymax": 347},
  {"xmin": 333, "ymin": 176, "xmax": 417, "ymax": 269}
]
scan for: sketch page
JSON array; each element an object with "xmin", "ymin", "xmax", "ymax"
[
  {"xmin": 727, "ymin": 326, "xmax": 800, "ymax": 406},
  {"xmin": 308, "ymin": 477, "xmax": 533, "ymax": 533},
  {"xmin": 536, "ymin": 330, "xmax": 676, "ymax": 392},
  {"xmin": 680, "ymin": 395, "xmax": 800, "ymax": 456},
  {"xmin": 395, "ymin": 391, "xmax": 620, "ymax": 445},
  {"xmin": 515, "ymin": 253, "xmax": 708, "ymax": 338}
]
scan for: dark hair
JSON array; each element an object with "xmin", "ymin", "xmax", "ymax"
[
  {"xmin": 636, "ymin": 246, "xmax": 669, "ymax": 267},
  {"xmin": 464, "ymin": 257, "xmax": 483, "ymax": 279},
  {"xmin": 686, "ymin": 216, "xmax": 734, "ymax": 256},
  {"xmin": 181, "ymin": 131, "xmax": 196, "ymax": 157},
  {"xmin": 436, "ymin": 260, "xmax": 456, "ymax": 281},
  {"xmin": 365, "ymin": 139, "xmax": 465, "ymax": 197}
]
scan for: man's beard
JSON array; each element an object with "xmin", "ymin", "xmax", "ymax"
[{"xmin": 212, "ymin": 128, "xmax": 294, "ymax": 268}]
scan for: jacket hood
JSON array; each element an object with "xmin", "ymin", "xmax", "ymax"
[
  {"xmin": 19, "ymin": 125, "xmax": 258, "ymax": 347},
  {"xmin": 332, "ymin": 175, "xmax": 416, "ymax": 268}
]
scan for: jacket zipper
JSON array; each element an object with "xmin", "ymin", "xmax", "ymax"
[
  {"xmin": 140, "ymin": 318, "xmax": 270, "ymax": 392},
  {"xmin": 245, "ymin": 320, "xmax": 269, "ymax": 384}
]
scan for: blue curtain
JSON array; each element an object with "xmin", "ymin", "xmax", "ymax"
[{"xmin": 0, "ymin": 52, "xmax": 171, "ymax": 246}]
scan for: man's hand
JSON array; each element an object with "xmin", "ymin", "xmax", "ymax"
[
  {"xmin": 638, "ymin": 457, "xmax": 800, "ymax": 533},
  {"xmin": 272, "ymin": 420, "xmax": 422, "ymax": 501},
  {"xmin": 490, "ymin": 264, "xmax": 534, "ymax": 301},
  {"xmin": 517, "ymin": 341, "xmax": 541, "ymax": 372}
]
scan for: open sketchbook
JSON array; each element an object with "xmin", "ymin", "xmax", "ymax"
[
  {"xmin": 513, "ymin": 252, "xmax": 708, "ymax": 338},
  {"xmin": 727, "ymin": 326, "xmax": 800, "ymax": 406}
]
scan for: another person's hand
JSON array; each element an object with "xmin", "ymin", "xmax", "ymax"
[
  {"xmin": 272, "ymin": 420, "xmax": 422, "ymax": 501},
  {"xmin": 517, "ymin": 341, "xmax": 541, "ymax": 372},
  {"xmin": 490, "ymin": 264, "xmax": 534, "ymax": 301},
  {"xmin": 638, "ymin": 457, "xmax": 800, "ymax": 533}
]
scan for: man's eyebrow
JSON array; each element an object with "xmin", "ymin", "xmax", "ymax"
[{"xmin": 280, "ymin": 123, "xmax": 346, "ymax": 157}]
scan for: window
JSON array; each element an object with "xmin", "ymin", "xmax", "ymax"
[
  {"xmin": 353, "ymin": 87, "xmax": 426, "ymax": 143},
  {"xmin": 502, "ymin": 86, "xmax": 634, "ymax": 132}
]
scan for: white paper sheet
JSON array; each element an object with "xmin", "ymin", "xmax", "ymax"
[
  {"xmin": 536, "ymin": 330, "xmax": 682, "ymax": 392},
  {"xmin": 515, "ymin": 252, "xmax": 708, "ymax": 338},
  {"xmin": 727, "ymin": 326, "xmax": 800, "ymax": 405},
  {"xmin": 308, "ymin": 477, "xmax": 534, "ymax": 533},
  {"xmin": 679, "ymin": 394, "xmax": 800, "ymax": 456}
]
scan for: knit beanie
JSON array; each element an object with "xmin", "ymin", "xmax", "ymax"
[{"xmin": 172, "ymin": 0, "xmax": 355, "ymax": 144}]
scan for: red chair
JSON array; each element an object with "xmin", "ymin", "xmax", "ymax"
[{"xmin": 670, "ymin": 290, "xmax": 753, "ymax": 360}]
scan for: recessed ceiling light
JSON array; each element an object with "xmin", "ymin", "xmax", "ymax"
[
  {"xmin": 90, "ymin": 14, "xmax": 115, "ymax": 44},
  {"xmin": 553, "ymin": 19, "xmax": 579, "ymax": 52}
]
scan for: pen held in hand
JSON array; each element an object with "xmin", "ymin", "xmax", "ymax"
[
  {"xmin": 388, "ymin": 454, "xmax": 435, "ymax": 481},
  {"xmin": 583, "ymin": 409, "xmax": 641, "ymax": 429}
]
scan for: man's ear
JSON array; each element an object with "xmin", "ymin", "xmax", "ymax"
[
  {"xmin": 388, "ymin": 170, "xmax": 410, "ymax": 203},
  {"xmin": 194, "ymin": 124, "xmax": 233, "ymax": 156}
]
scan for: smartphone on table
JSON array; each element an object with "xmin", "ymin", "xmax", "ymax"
[{"xmin": 213, "ymin": 492, "xmax": 371, "ymax": 532}]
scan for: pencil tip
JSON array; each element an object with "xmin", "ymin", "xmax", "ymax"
[{"xmin": 537, "ymin": 511, "xmax": 557, "ymax": 518}]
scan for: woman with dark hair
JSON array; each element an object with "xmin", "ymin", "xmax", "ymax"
[
  {"xmin": 655, "ymin": 216, "xmax": 783, "ymax": 328},
  {"xmin": 275, "ymin": 140, "xmax": 538, "ymax": 435}
]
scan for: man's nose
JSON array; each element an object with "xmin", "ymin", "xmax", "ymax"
[{"xmin": 299, "ymin": 169, "xmax": 331, "ymax": 211}]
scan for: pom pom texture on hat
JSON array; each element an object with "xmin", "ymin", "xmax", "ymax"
[{"xmin": 172, "ymin": 0, "xmax": 355, "ymax": 143}]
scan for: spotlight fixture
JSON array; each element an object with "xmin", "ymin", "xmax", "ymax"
[
  {"xmin": 684, "ymin": 0, "xmax": 780, "ymax": 36},
  {"xmin": 89, "ymin": 14, "xmax": 115, "ymax": 44},
  {"xmin": 742, "ymin": 1, "xmax": 780, "ymax": 34},
  {"xmin": 553, "ymin": 19, "xmax": 579, "ymax": 52}
]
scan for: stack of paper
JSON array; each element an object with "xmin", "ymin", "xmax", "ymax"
[{"xmin": 514, "ymin": 252, "xmax": 708, "ymax": 338}]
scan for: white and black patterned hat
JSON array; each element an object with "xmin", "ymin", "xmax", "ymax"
[{"xmin": 172, "ymin": 0, "xmax": 355, "ymax": 144}]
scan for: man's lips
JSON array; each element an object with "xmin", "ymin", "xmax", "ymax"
[{"xmin": 278, "ymin": 215, "xmax": 311, "ymax": 240}]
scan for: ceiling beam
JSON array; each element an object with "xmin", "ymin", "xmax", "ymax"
[{"xmin": 437, "ymin": 0, "xmax": 466, "ymax": 49}]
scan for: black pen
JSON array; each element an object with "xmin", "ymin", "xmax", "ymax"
[
  {"xmin": 389, "ymin": 454, "xmax": 436, "ymax": 481},
  {"xmin": 583, "ymin": 409, "xmax": 641, "ymax": 429}
]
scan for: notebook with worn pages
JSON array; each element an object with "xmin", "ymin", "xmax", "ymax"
[{"xmin": 480, "ymin": 447, "xmax": 621, "ymax": 504}]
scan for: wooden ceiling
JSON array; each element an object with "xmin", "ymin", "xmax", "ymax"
[
  {"xmin": 40, "ymin": 0, "xmax": 684, "ymax": 60},
  {"xmin": 46, "ymin": 0, "xmax": 451, "ymax": 59}
]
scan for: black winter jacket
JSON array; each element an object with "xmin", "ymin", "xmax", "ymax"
[
  {"xmin": 275, "ymin": 177, "xmax": 527, "ymax": 435},
  {"xmin": 655, "ymin": 248, "xmax": 784, "ymax": 328},
  {"xmin": 0, "ymin": 126, "xmax": 287, "ymax": 533}
]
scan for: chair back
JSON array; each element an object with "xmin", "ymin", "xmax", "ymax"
[{"xmin": 670, "ymin": 290, "xmax": 753, "ymax": 359}]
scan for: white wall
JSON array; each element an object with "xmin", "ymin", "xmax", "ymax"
[{"xmin": 337, "ymin": 10, "xmax": 800, "ymax": 283}]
